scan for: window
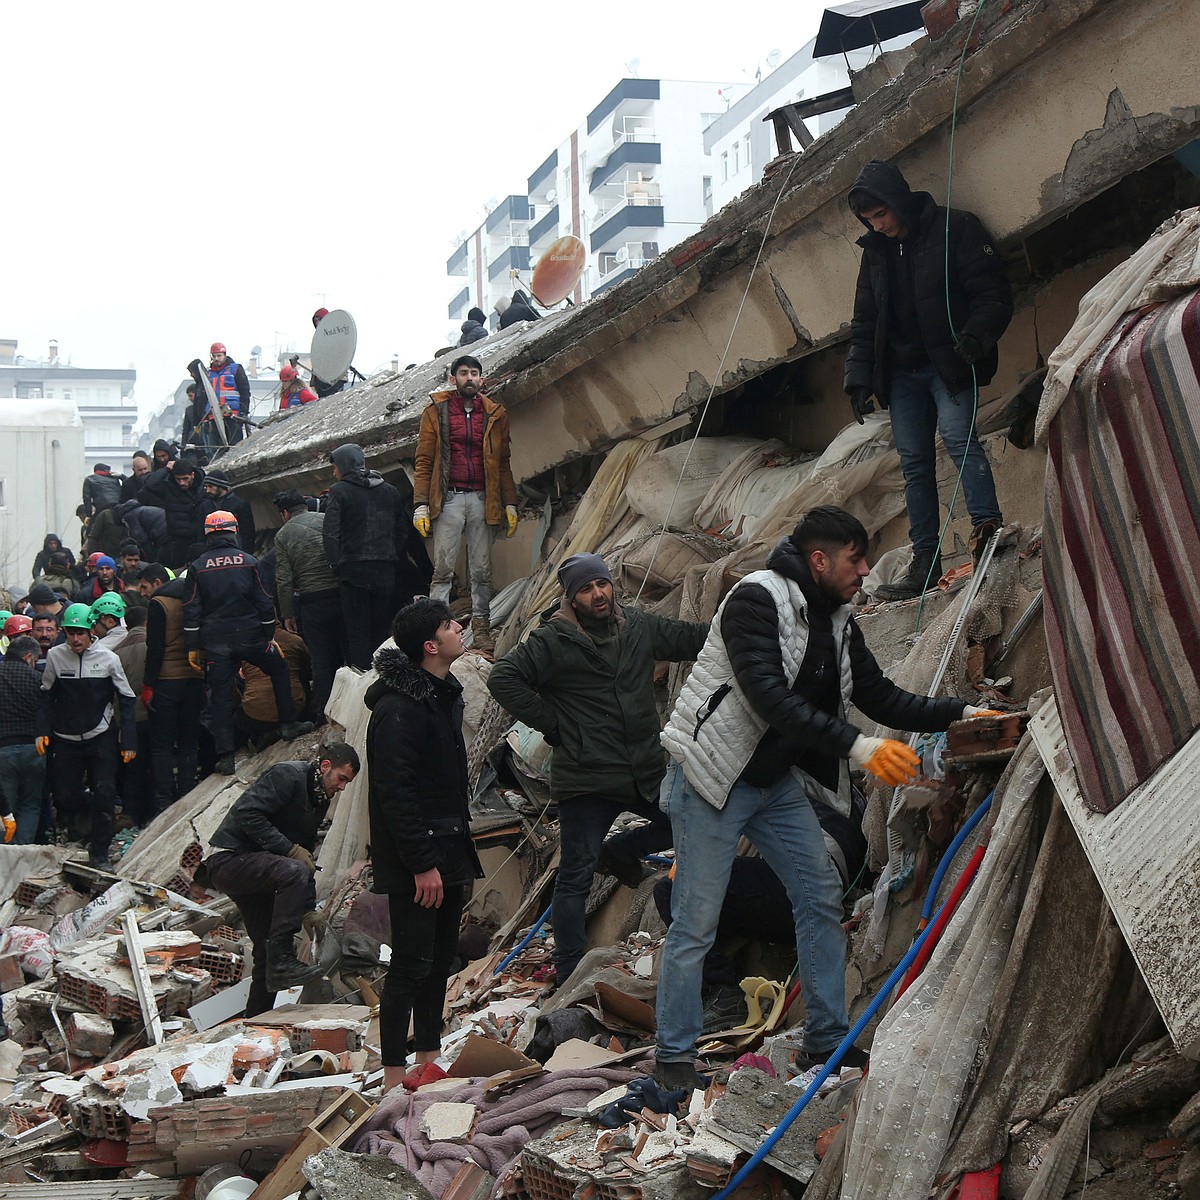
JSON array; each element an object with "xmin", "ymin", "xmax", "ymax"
[
  {"xmin": 721, "ymin": 151, "xmax": 729, "ymax": 182},
  {"xmin": 702, "ymin": 176, "xmax": 712, "ymax": 202},
  {"xmin": 732, "ymin": 140, "xmax": 739, "ymax": 174},
  {"xmin": 96, "ymin": 387, "xmax": 111, "ymax": 402},
  {"xmin": 76, "ymin": 387, "xmax": 90, "ymax": 403},
  {"xmin": 743, "ymin": 133, "xmax": 752, "ymax": 172},
  {"xmin": 0, "ymin": 479, "xmax": 6, "ymax": 508}
]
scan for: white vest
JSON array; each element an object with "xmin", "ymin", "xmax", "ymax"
[{"xmin": 660, "ymin": 569, "xmax": 855, "ymax": 813}]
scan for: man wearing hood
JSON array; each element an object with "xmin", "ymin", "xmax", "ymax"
[
  {"xmin": 412, "ymin": 356, "xmax": 518, "ymax": 652},
  {"xmin": 844, "ymin": 159, "xmax": 1013, "ymax": 600},
  {"xmin": 140, "ymin": 458, "xmax": 207, "ymax": 570},
  {"xmin": 652, "ymin": 506, "xmax": 999, "ymax": 1092},
  {"xmin": 366, "ymin": 599, "xmax": 482, "ymax": 1091},
  {"xmin": 323, "ymin": 443, "xmax": 413, "ymax": 670},
  {"xmin": 498, "ymin": 290, "xmax": 538, "ymax": 330},
  {"xmin": 487, "ymin": 553, "xmax": 708, "ymax": 989},
  {"xmin": 457, "ymin": 307, "xmax": 489, "ymax": 346},
  {"xmin": 202, "ymin": 471, "xmax": 256, "ymax": 551}
]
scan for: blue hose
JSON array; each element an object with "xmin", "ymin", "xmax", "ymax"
[
  {"xmin": 921, "ymin": 791, "xmax": 993, "ymax": 923},
  {"xmin": 710, "ymin": 878, "xmax": 972, "ymax": 1200},
  {"xmin": 492, "ymin": 903, "xmax": 553, "ymax": 976}
]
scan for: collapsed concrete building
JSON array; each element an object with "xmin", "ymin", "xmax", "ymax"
[{"xmin": 4, "ymin": 1, "xmax": 1200, "ymax": 1197}]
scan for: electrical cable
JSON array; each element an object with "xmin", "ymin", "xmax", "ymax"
[
  {"xmin": 919, "ymin": 790, "xmax": 993, "ymax": 927},
  {"xmin": 493, "ymin": 902, "xmax": 554, "ymax": 976},
  {"xmin": 913, "ymin": 0, "xmax": 991, "ymax": 633},
  {"xmin": 710, "ymin": 870, "xmax": 982, "ymax": 1200},
  {"xmin": 631, "ymin": 149, "xmax": 811, "ymax": 605}
]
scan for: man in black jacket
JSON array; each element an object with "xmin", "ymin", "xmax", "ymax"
[
  {"xmin": 366, "ymin": 599, "xmax": 482, "ymax": 1091},
  {"xmin": 201, "ymin": 471, "xmax": 256, "ymax": 551},
  {"xmin": 139, "ymin": 458, "xmax": 207, "ymax": 570},
  {"xmin": 183, "ymin": 511, "xmax": 312, "ymax": 775},
  {"xmin": 82, "ymin": 464, "xmax": 123, "ymax": 519},
  {"xmin": 844, "ymin": 160, "xmax": 1013, "ymax": 600},
  {"xmin": 323, "ymin": 443, "xmax": 413, "ymax": 670},
  {"xmin": 204, "ymin": 744, "xmax": 359, "ymax": 1016},
  {"xmin": 653, "ymin": 507, "xmax": 998, "ymax": 1091}
]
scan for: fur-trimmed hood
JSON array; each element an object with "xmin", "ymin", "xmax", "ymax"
[{"xmin": 365, "ymin": 646, "xmax": 462, "ymax": 709}]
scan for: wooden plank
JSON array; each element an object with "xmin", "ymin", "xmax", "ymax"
[
  {"xmin": 1029, "ymin": 696, "xmax": 1200, "ymax": 1059},
  {"xmin": 120, "ymin": 911, "xmax": 163, "ymax": 1046}
]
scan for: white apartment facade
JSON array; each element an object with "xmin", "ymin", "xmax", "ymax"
[
  {"xmin": 0, "ymin": 339, "xmax": 137, "ymax": 476},
  {"xmin": 447, "ymin": 77, "xmax": 726, "ymax": 337}
]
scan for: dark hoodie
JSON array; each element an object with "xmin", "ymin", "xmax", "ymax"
[
  {"xmin": 498, "ymin": 289, "xmax": 539, "ymax": 330},
  {"xmin": 458, "ymin": 307, "xmax": 489, "ymax": 346},
  {"xmin": 844, "ymin": 159, "xmax": 1013, "ymax": 402},
  {"xmin": 322, "ymin": 444, "xmax": 413, "ymax": 577},
  {"xmin": 364, "ymin": 647, "xmax": 481, "ymax": 892},
  {"xmin": 31, "ymin": 535, "xmax": 73, "ymax": 580},
  {"xmin": 719, "ymin": 536, "xmax": 967, "ymax": 791}
]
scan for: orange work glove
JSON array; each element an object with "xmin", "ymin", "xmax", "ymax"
[
  {"xmin": 121, "ymin": 750, "xmax": 137, "ymax": 765},
  {"xmin": 188, "ymin": 650, "xmax": 205, "ymax": 674},
  {"xmin": 35, "ymin": 736, "xmax": 50, "ymax": 756},
  {"xmin": 2, "ymin": 815, "xmax": 14, "ymax": 843},
  {"xmin": 963, "ymin": 705, "xmax": 1004, "ymax": 718},
  {"xmin": 849, "ymin": 735, "xmax": 921, "ymax": 787}
]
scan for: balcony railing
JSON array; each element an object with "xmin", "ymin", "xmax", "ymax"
[
  {"xmin": 528, "ymin": 204, "xmax": 561, "ymax": 247},
  {"xmin": 589, "ymin": 199, "xmax": 664, "ymax": 251}
]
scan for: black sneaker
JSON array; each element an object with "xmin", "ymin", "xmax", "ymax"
[
  {"xmin": 214, "ymin": 754, "xmax": 236, "ymax": 775},
  {"xmin": 280, "ymin": 721, "xmax": 315, "ymax": 742},
  {"xmin": 652, "ymin": 1059, "xmax": 709, "ymax": 1093},
  {"xmin": 795, "ymin": 1043, "xmax": 870, "ymax": 1072}
]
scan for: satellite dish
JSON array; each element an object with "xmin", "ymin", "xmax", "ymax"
[
  {"xmin": 766, "ymin": 48, "xmax": 782, "ymax": 68},
  {"xmin": 531, "ymin": 235, "xmax": 587, "ymax": 306},
  {"xmin": 546, "ymin": 188, "xmax": 557, "ymax": 202},
  {"xmin": 310, "ymin": 308, "xmax": 357, "ymax": 384},
  {"xmin": 615, "ymin": 247, "xmax": 630, "ymax": 265},
  {"xmin": 251, "ymin": 344, "xmax": 262, "ymax": 357}
]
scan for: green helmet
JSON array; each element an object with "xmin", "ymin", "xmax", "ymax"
[
  {"xmin": 62, "ymin": 603, "xmax": 95, "ymax": 631},
  {"xmin": 89, "ymin": 593, "xmax": 127, "ymax": 621},
  {"xmin": 0, "ymin": 610, "xmax": 12, "ymax": 626}
]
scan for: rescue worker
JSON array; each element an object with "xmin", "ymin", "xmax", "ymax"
[
  {"xmin": 201, "ymin": 471, "xmax": 256, "ymax": 551},
  {"xmin": 204, "ymin": 744, "xmax": 360, "ymax": 1016},
  {"xmin": 279, "ymin": 364, "xmax": 319, "ymax": 409},
  {"xmin": 37, "ymin": 602, "xmax": 137, "ymax": 868},
  {"xmin": 412, "ymin": 355, "xmax": 519, "ymax": 651},
  {"xmin": 192, "ymin": 343, "xmax": 250, "ymax": 448},
  {"xmin": 182, "ymin": 511, "xmax": 312, "ymax": 775},
  {"xmin": 88, "ymin": 592, "xmax": 128, "ymax": 652}
]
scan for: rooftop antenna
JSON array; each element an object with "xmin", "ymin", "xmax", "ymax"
[{"xmin": 626, "ymin": 56, "xmax": 641, "ymax": 78}]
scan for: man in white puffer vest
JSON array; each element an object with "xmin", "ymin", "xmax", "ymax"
[{"xmin": 652, "ymin": 506, "xmax": 994, "ymax": 1093}]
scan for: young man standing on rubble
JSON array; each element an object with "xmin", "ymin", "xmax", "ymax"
[
  {"xmin": 487, "ymin": 553, "xmax": 709, "ymax": 990},
  {"xmin": 365, "ymin": 598, "xmax": 482, "ymax": 1092},
  {"xmin": 204, "ymin": 742, "xmax": 360, "ymax": 1017},
  {"xmin": 844, "ymin": 159, "xmax": 1013, "ymax": 600},
  {"xmin": 653, "ymin": 506, "xmax": 999, "ymax": 1091},
  {"xmin": 412, "ymin": 355, "xmax": 519, "ymax": 652}
]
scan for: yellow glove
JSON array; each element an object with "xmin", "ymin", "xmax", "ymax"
[
  {"xmin": 505, "ymin": 505, "xmax": 518, "ymax": 538},
  {"xmin": 413, "ymin": 504, "xmax": 431, "ymax": 538},
  {"xmin": 188, "ymin": 650, "xmax": 205, "ymax": 674},
  {"xmin": 963, "ymin": 705, "xmax": 1004, "ymax": 718},
  {"xmin": 121, "ymin": 750, "xmax": 137, "ymax": 765},
  {"xmin": 850, "ymin": 735, "xmax": 921, "ymax": 786},
  {"xmin": 2, "ymin": 815, "xmax": 15, "ymax": 843},
  {"xmin": 35, "ymin": 736, "xmax": 49, "ymax": 756},
  {"xmin": 288, "ymin": 844, "xmax": 317, "ymax": 873}
]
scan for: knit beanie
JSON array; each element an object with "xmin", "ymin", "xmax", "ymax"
[{"xmin": 557, "ymin": 553, "xmax": 612, "ymax": 600}]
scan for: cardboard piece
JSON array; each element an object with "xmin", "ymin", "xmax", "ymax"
[
  {"xmin": 446, "ymin": 1033, "xmax": 539, "ymax": 1079},
  {"xmin": 591, "ymin": 981, "xmax": 657, "ymax": 1033},
  {"xmin": 544, "ymin": 1038, "xmax": 623, "ymax": 1072}
]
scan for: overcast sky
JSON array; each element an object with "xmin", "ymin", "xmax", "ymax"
[{"xmin": 2, "ymin": 1, "xmax": 831, "ymax": 429}]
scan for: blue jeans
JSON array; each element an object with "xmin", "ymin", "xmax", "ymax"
[
  {"xmin": 888, "ymin": 364, "xmax": 1002, "ymax": 555},
  {"xmin": 0, "ymin": 743, "xmax": 46, "ymax": 844},
  {"xmin": 655, "ymin": 761, "xmax": 848, "ymax": 1062}
]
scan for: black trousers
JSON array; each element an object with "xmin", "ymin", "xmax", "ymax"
[
  {"xmin": 296, "ymin": 589, "xmax": 348, "ymax": 716},
  {"xmin": 52, "ymin": 728, "xmax": 119, "ymax": 860},
  {"xmin": 148, "ymin": 677, "xmax": 204, "ymax": 813},
  {"xmin": 339, "ymin": 570, "xmax": 397, "ymax": 670},
  {"xmin": 206, "ymin": 642, "xmax": 295, "ymax": 756},
  {"xmin": 206, "ymin": 849, "xmax": 316, "ymax": 1018},
  {"xmin": 379, "ymin": 884, "xmax": 467, "ymax": 1065}
]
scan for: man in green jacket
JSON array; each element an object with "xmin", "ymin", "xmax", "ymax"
[{"xmin": 488, "ymin": 552, "xmax": 708, "ymax": 987}]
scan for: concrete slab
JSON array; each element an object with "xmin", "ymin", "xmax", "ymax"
[{"xmin": 301, "ymin": 1146, "xmax": 436, "ymax": 1200}]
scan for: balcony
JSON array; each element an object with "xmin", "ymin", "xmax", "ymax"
[
  {"xmin": 485, "ymin": 195, "xmax": 531, "ymax": 234},
  {"xmin": 590, "ymin": 195, "xmax": 664, "ymax": 252},
  {"xmin": 528, "ymin": 204, "xmax": 561, "ymax": 248},
  {"xmin": 488, "ymin": 244, "xmax": 531, "ymax": 281},
  {"xmin": 447, "ymin": 241, "xmax": 469, "ymax": 276},
  {"xmin": 590, "ymin": 139, "xmax": 662, "ymax": 192},
  {"xmin": 588, "ymin": 78, "xmax": 660, "ymax": 135},
  {"xmin": 594, "ymin": 265, "xmax": 637, "ymax": 294},
  {"xmin": 527, "ymin": 148, "xmax": 558, "ymax": 197},
  {"xmin": 448, "ymin": 286, "xmax": 470, "ymax": 318}
]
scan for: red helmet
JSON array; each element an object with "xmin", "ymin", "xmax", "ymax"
[
  {"xmin": 210, "ymin": 342, "xmax": 226, "ymax": 356},
  {"xmin": 280, "ymin": 364, "xmax": 297, "ymax": 382},
  {"xmin": 3, "ymin": 615, "xmax": 33, "ymax": 638},
  {"xmin": 87, "ymin": 551, "xmax": 103, "ymax": 569},
  {"xmin": 312, "ymin": 307, "xmax": 330, "ymax": 327},
  {"xmin": 204, "ymin": 509, "xmax": 238, "ymax": 535}
]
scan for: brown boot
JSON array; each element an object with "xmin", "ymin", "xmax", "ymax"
[{"xmin": 470, "ymin": 617, "xmax": 495, "ymax": 653}]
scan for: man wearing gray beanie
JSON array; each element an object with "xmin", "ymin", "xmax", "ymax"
[{"xmin": 488, "ymin": 552, "xmax": 709, "ymax": 988}]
